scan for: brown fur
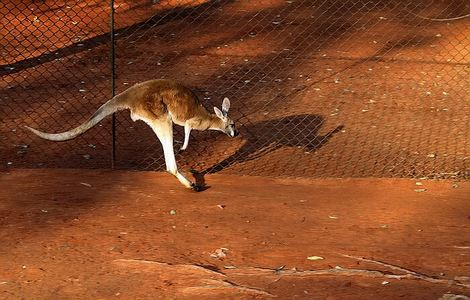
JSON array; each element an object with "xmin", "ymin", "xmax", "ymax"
[{"xmin": 116, "ymin": 79, "xmax": 221, "ymax": 130}]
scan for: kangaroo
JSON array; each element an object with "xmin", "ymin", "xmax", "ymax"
[{"xmin": 25, "ymin": 79, "xmax": 239, "ymax": 191}]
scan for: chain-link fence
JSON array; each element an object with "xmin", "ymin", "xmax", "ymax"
[{"xmin": 1, "ymin": 0, "xmax": 469, "ymax": 179}]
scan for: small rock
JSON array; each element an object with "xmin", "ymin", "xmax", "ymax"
[{"xmin": 210, "ymin": 247, "xmax": 228, "ymax": 259}]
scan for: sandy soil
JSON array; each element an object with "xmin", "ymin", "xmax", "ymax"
[{"xmin": 0, "ymin": 169, "xmax": 469, "ymax": 299}]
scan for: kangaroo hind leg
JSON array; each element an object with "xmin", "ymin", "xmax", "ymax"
[{"xmin": 148, "ymin": 117, "xmax": 198, "ymax": 191}]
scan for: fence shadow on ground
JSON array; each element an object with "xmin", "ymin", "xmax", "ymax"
[
  {"xmin": 0, "ymin": 0, "xmax": 229, "ymax": 76},
  {"xmin": 191, "ymin": 114, "xmax": 344, "ymax": 186}
]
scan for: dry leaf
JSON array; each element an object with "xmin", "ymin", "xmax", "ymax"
[{"xmin": 307, "ymin": 256, "xmax": 324, "ymax": 261}]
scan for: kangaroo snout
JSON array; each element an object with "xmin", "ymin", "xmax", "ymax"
[
  {"xmin": 232, "ymin": 129, "xmax": 240, "ymax": 137},
  {"xmin": 227, "ymin": 128, "xmax": 239, "ymax": 137}
]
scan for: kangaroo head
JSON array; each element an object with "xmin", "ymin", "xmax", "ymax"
[{"xmin": 213, "ymin": 97, "xmax": 239, "ymax": 137}]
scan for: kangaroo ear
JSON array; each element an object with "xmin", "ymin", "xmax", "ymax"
[
  {"xmin": 222, "ymin": 97, "xmax": 230, "ymax": 115},
  {"xmin": 214, "ymin": 107, "xmax": 225, "ymax": 119}
]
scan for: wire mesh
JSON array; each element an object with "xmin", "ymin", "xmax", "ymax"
[
  {"xmin": 1, "ymin": 0, "xmax": 469, "ymax": 180},
  {"xmin": 0, "ymin": 0, "xmax": 113, "ymax": 169}
]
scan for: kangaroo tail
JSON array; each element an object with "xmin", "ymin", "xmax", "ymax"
[{"xmin": 25, "ymin": 96, "xmax": 128, "ymax": 142}]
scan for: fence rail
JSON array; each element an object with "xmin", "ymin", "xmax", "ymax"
[{"xmin": 1, "ymin": 0, "xmax": 469, "ymax": 179}]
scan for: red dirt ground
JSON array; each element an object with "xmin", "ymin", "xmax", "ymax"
[{"xmin": 0, "ymin": 169, "xmax": 469, "ymax": 299}]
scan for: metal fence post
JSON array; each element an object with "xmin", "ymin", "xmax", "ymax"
[{"xmin": 110, "ymin": 0, "xmax": 116, "ymax": 169}]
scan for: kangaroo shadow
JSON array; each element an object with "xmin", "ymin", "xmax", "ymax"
[{"xmin": 192, "ymin": 114, "xmax": 343, "ymax": 184}]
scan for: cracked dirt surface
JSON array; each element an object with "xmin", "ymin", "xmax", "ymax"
[{"xmin": 0, "ymin": 169, "xmax": 469, "ymax": 299}]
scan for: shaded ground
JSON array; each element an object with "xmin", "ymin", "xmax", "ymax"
[
  {"xmin": 1, "ymin": 0, "xmax": 469, "ymax": 179},
  {"xmin": 0, "ymin": 169, "xmax": 469, "ymax": 299}
]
